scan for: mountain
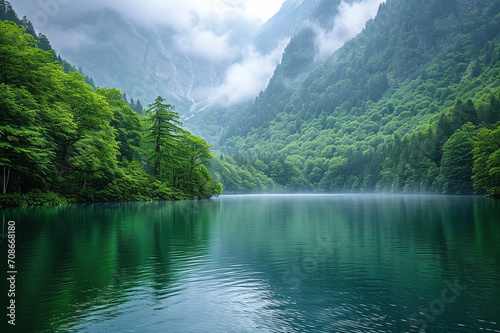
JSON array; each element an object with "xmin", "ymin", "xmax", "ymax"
[
  {"xmin": 186, "ymin": 0, "xmax": 382, "ymax": 145},
  {"xmin": 9, "ymin": 0, "xmax": 375, "ymax": 118},
  {"xmin": 253, "ymin": 0, "xmax": 320, "ymax": 53},
  {"xmin": 254, "ymin": 0, "xmax": 362, "ymax": 53},
  {"xmin": 38, "ymin": 7, "xmax": 254, "ymax": 115},
  {"xmin": 202, "ymin": 0, "xmax": 500, "ymax": 195},
  {"xmin": 30, "ymin": 0, "xmax": 316, "ymax": 116}
]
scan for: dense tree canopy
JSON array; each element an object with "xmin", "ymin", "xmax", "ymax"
[
  {"xmin": 0, "ymin": 20, "xmax": 221, "ymax": 206},
  {"xmin": 473, "ymin": 126, "xmax": 500, "ymax": 198},
  {"xmin": 440, "ymin": 123, "xmax": 476, "ymax": 194}
]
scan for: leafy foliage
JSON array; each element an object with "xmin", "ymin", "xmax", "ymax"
[
  {"xmin": 473, "ymin": 126, "xmax": 500, "ymax": 198},
  {"xmin": 144, "ymin": 97, "xmax": 183, "ymax": 177},
  {"xmin": 440, "ymin": 123, "xmax": 476, "ymax": 194},
  {"xmin": 0, "ymin": 20, "xmax": 221, "ymax": 206}
]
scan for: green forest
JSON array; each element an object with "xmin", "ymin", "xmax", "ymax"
[
  {"xmin": 192, "ymin": 0, "xmax": 500, "ymax": 198},
  {"xmin": 0, "ymin": 20, "xmax": 221, "ymax": 207}
]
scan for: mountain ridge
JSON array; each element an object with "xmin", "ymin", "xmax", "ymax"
[{"xmin": 201, "ymin": 0, "xmax": 500, "ymax": 196}]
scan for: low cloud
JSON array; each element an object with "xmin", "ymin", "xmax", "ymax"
[
  {"xmin": 43, "ymin": 24, "xmax": 94, "ymax": 51},
  {"xmin": 173, "ymin": 28, "xmax": 235, "ymax": 63},
  {"xmin": 10, "ymin": 0, "xmax": 281, "ymax": 30},
  {"xmin": 211, "ymin": 0, "xmax": 385, "ymax": 107},
  {"xmin": 210, "ymin": 0, "xmax": 384, "ymax": 107},
  {"xmin": 9, "ymin": 0, "xmax": 383, "ymax": 108},
  {"xmin": 212, "ymin": 40, "xmax": 289, "ymax": 107},
  {"xmin": 10, "ymin": 0, "xmax": 268, "ymax": 66},
  {"xmin": 314, "ymin": 0, "xmax": 385, "ymax": 60}
]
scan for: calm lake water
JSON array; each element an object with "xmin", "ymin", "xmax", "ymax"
[{"xmin": 1, "ymin": 194, "xmax": 500, "ymax": 333}]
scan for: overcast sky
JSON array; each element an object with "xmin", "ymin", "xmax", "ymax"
[{"xmin": 9, "ymin": 0, "xmax": 286, "ymax": 30}]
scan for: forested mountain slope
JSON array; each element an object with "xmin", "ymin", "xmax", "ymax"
[{"xmin": 207, "ymin": 0, "xmax": 500, "ymax": 196}]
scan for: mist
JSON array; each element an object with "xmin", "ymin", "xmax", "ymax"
[
  {"xmin": 10, "ymin": 0, "xmax": 265, "ymax": 50},
  {"xmin": 313, "ymin": 0, "xmax": 385, "ymax": 61},
  {"xmin": 9, "ymin": 0, "xmax": 386, "ymax": 107},
  {"xmin": 212, "ymin": 40, "xmax": 289, "ymax": 107},
  {"xmin": 9, "ymin": 0, "xmax": 286, "ymax": 105},
  {"xmin": 211, "ymin": 0, "xmax": 385, "ymax": 107}
]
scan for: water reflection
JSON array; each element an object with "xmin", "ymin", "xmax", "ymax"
[{"xmin": 1, "ymin": 195, "xmax": 499, "ymax": 333}]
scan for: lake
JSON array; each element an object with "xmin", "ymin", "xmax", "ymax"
[{"xmin": 1, "ymin": 194, "xmax": 499, "ymax": 332}]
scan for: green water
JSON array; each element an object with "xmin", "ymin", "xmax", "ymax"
[{"xmin": 1, "ymin": 194, "xmax": 500, "ymax": 332}]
